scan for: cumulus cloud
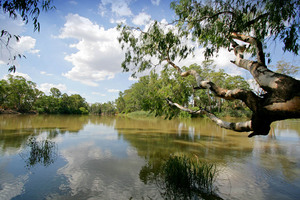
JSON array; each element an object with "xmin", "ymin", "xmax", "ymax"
[
  {"xmin": 132, "ymin": 12, "xmax": 151, "ymax": 26},
  {"xmin": 14, "ymin": 36, "xmax": 40, "ymax": 55},
  {"xmin": 59, "ymin": 14, "xmax": 124, "ymax": 86},
  {"xmin": 38, "ymin": 83, "xmax": 67, "ymax": 94},
  {"xmin": 99, "ymin": 0, "xmax": 132, "ymax": 17}
]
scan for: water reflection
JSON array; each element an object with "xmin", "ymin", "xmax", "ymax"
[
  {"xmin": 19, "ymin": 137, "xmax": 58, "ymax": 169},
  {"xmin": 0, "ymin": 115, "xmax": 299, "ymax": 199}
]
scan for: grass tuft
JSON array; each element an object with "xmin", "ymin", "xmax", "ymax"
[{"xmin": 161, "ymin": 154, "xmax": 219, "ymax": 199}]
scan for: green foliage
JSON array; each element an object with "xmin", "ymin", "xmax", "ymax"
[
  {"xmin": 100, "ymin": 101, "xmax": 116, "ymax": 115},
  {"xmin": 115, "ymin": 62, "xmax": 251, "ymax": 118},
  {"xmin": 0, "ymin": 76, "xmax": 89, "ymax": 114},
  {"xmin": 125, "ymin": 110, "xmax": 156, "ymax": 118},
  {"xmin": 118, "ymin": 0, "xmax": 299, "ymax": 76},
  {"xmin": 1, "ymin": 0, "xmax": 55, "ymax": 32},
  {"xmin": 79, "ymin": 107, "xmax": 89, "ymax": 115},
  {"xmin": 161, "ymin": 154, "xmax": 218, "ymax": 198},
  {"xmin": 89, "ymin": 102, "xmax": 102, "ymax": 115},
  {"xmin": 0, "ymin": 75, "xmax": 39, "ymax": 112},
  {"xmin": 171, "ymin": 0, "xmax": 300, "ymax": 58},
  {"xmin": 117, "ymin": 21, "xmax": 194, "ymax": 76}
]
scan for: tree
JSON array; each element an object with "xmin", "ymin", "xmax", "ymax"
[
  {"xmin": 3, "ymin": 75, "xmax": 39, "ymax": 112},
  {"xmin": 0, "ymin": 0, "xmax": 55, "ymax": 72},
  {"xmin": 50, "ymin": 87, "xmax": 62, "ymax": 98},
  {"xmin": 271, "ymin": 60, "xmax": 299, "ymax": 76},
  {"xmin": 118, "ymin": 0, "xmax": 300, "ymax": 137}
]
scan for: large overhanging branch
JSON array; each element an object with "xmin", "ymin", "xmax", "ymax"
[
  {"xmin": 166, "ymin": 98, "xmax": 253, "ymax": 133},
  {"xmin": 164, "ymin": 57, "xmax": 260, "ymax": 112}
]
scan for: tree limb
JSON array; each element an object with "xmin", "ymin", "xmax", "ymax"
[
  {"xmin": 180, "ymin": 69, "xmax": 260, "ymax": 112},
  {"xmin": 231, "ymin": 32, "xmax": 265, "ymax": 65},
  {"xmin": 166, "ymin": 98, "xmax": 253, "ymax": 132}
]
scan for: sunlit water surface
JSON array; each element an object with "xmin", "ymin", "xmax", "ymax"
[{"xmin": 0, "ymin": 115, "xmax": 299, "ymax": 199}]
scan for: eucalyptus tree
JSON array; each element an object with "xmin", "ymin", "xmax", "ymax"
[
  {"xmin": 118, "ymin": 0, "xmax": 300, "ymax": 137},
  {"xmin": 2, "ymin": 75, "xmax": 39, "ymax": 112}
]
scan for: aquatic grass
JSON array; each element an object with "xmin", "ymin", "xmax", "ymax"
[{"xmin": 161, "ymin": 154, "xmax": 219, "ymax": 199}]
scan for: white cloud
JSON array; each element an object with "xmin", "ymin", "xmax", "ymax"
[
  {"xmin": 151, "ymin": 0, "xmax": 160, "ymax": 6},
  {"xmin": 59, "ymin": 14, "xmax": 124, "ymax": 86},
  {"xmin": 38, "ymin": 83, "xmax": 67, "ymax": 94},
  {"xmin": 107, "ymin": 89, "xmax": 120, "ymax": 93},
  {"xmin": 109, "ymin": 18, "xmax": 126, "ymax": 24},
  {"xmin": 99, "ymin": 0, "xmax": 132, "ymax": 17},
  {"xmin": 13, "ymin": 36, "xmax": 40, "ymax": 55},
  {"xmin": 0, "ymin": 35, "xmax": 40, "ymax": 65},
  {"xmin": 40, "ymin": 71, "xmax": 53, "ymax": 76},
  {"xmin": 132, "ymin": 12, "xmax": 151, "ymax": 26}
]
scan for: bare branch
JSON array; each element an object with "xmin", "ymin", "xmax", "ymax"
[
  {"xmin": 166, "ymin": 98, "xmax": 253, "ymax": 132},
  {"xmin": 180, "ymin": 69, "xmax": 260, "ymax": 112}
]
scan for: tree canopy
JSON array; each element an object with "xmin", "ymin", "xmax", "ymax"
[{"xmin": 118, "ymin": 0, "xmax": 300, "ymax": 137}]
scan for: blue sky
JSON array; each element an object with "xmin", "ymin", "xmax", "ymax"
[{"xmin": 0, "ymin": 0, "xmax": 299, "ymax": 103}]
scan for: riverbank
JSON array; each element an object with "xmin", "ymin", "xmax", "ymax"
[{"xmin": 0, "ymin": 108, "xmax": 37, "ymax": 114}]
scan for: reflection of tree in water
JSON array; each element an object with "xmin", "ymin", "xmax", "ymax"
[
  {"xmin": 0, "ymin": 114, "xmax": 90, "ymax": 153},
  {"xmin": 152, "ymin": 154, "xmax": 222, "ymax": 200},
  {"xmin": 20, "ymin": 137, "xmax": 58, "ymax": 169}
]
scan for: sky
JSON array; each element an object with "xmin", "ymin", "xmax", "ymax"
[{"xmin": 0, "ymin": 0, "xmax": 299, "ymax": 104}]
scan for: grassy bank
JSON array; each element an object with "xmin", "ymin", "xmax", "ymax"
[{"xmin": 118, "ymin": 110, "xmax": 157, "ymax": 118}]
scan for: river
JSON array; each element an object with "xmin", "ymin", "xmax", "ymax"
[{"xmin": 0, "ymin": 114, "xmax": 299, "ymax": 199}]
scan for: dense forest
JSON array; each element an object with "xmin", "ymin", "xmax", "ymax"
[{"xmin": 1, "ymin": 60, "xmax": 257, "ymax": 118}]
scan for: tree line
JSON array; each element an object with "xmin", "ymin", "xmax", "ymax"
[
  {"xmin": 0, "ymin": 75, "xmax": 90, "ymax": 114},
  {"xmin": 2, "ymin": 59, "xmax": 296, "ymax": 117}
]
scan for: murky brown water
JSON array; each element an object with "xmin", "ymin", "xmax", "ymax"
[{"xmin": 0, "ymin": 114, "xmax": 299, "ymax": 199}]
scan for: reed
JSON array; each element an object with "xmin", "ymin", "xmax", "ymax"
[{"xmin": 162, "ymin": 154, "xmax": 218, "ymax": 197}]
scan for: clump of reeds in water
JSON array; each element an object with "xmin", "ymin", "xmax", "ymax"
[{"xmin": 161, "ymin": 154, "xmax": 220, "ymax": 199}]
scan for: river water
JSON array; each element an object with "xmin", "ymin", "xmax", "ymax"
[{"xmin": 0, "ymin": 115, "xmax": 299, "ymax": 199}]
